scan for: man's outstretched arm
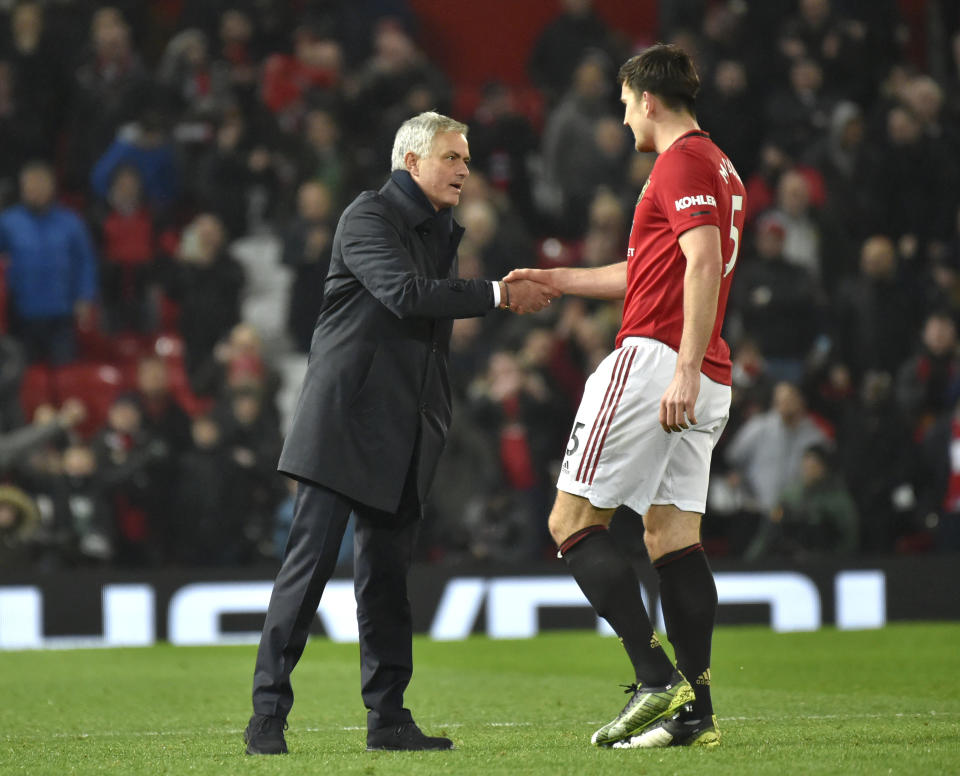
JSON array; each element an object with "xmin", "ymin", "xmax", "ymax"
[{"xmin": 504, "ymin": 262, "xmax": 628, "ymax": 300}]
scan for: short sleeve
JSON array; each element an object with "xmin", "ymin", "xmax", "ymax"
[{"xmin": 653, "ymin": 146, "xmax": 721, "ymax": 237}]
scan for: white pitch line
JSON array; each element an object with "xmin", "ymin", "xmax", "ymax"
[{"xmin": 10, "ymin": 711, "xmax": 958, "ymax": 742}]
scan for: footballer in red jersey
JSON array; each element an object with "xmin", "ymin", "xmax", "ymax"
[{"xmin": 506, "ymin": 44, "xmax": 743, "ymax": 748}]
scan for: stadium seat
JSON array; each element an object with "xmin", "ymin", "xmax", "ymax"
[
  {"xmin": 19, "ymin": 364, "xmax": 56, "ymax": 422},
  {"xmin": 53, "ymin": 362, "xmax": 132, "ymax": 437}
]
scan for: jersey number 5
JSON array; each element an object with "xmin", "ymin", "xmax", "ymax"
[{"xmin": 724, "ymin": 194, "xmax": 744, "ymax": 278}]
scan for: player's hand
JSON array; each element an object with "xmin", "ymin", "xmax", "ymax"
[
  {"xmin": 504, "ymin": 267, "xmax": 555, "ymax": 286},
  {"xmin": 659, "ymin": 369, "xmax": 700, "ymax": 433},
  {"xmin": 502, "ymin": 278, "xmax": 560, "ymax": 314}
]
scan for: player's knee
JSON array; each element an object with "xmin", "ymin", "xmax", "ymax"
[
  {"xmin": 643, "ymin": 528, "xmax": 662, "ymax": 561},
  {"xmin": 548, "ymin": 510, "xmax": 570, "ymax": 546}
]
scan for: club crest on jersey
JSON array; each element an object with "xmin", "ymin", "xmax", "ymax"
[
  {"xmin": 675, "ymin": 194, "xmax": 716, "ymax": 211},
  {"xmin": 636, "ymin": 177, "xmax": 651, "ymax": 206}
]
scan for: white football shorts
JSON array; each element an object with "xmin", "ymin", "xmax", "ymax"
[{"xmin": 557, "ymin": 337, "xmax": 731, "ymax": 515}]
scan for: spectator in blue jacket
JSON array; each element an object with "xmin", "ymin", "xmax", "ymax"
[
  {"xmin": 90, "ymin": 110, "xmax": 180, "ymax": 213},
  {"xmin": 0, "ymin": 161, "xmax": 98, "ymax": 364}
]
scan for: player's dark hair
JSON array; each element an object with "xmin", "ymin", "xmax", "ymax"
[{"xmin": 618, "ymin": 43, "xmax": 700, "ymax": 116}]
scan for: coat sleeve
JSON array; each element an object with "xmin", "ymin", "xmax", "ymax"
[
  {"xmin": 339, "ymin": 198, "xmax": 494, "ymax": 320},
  {"xmin": 69, "ymin": 214, "xmax": 100, "ymax": 303}
]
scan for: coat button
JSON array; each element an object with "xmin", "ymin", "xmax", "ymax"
[
  {"xmin": 431, "ymin": 343, "xmax": 439, "ymax": 353},
  {"xmin": 419, "ymin": 403, "xmax": 428, "ymax": 412}
]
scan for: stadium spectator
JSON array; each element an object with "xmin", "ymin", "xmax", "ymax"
[
  {"xmin": 728, "ymin": 213, "xmax": 821, "ymax": 383},
  {"xmin": 3, "ymin": 1, "xmax": 67, "ymax": 159},
  {"xmin": 214, "ymin": 386, "xmax": 283, "ymax": 560},
  {"xmin": 281, "ymin": 180, "xmax": 335, "ymax": 353},
  {"xmin": 90, "ymin": 109, "xmax": 180, "ymax": 213},
  {"xmin": 761, "ymin": 168, "xmax": 831, "ymax": 284},
  {"xmin": 160, "ymin": 213, "xmax": 244, "ymax": 384},
  {"xmin": 260, "ymin": 26, "xmax": 345, "ymax": 133},
  {"xmin": 744, "ymin": 443, "xmax": 858, "ymax": 561},
  {"xmin": 0, "ymin": 61, "xmax": 45, "ymax": 208},
  {"xmin": 170, "ymin": 413, "xmax": 239, "ymax": 565},
  {"xmin": 352, "ymin": 19, "xmax": 451, "ymax": 165},
  {"xmin": 467, "ymin": 81, "xmax": 539, "ymax": 224},
  {"xmin": 896, "ymin": 310, "xmax": 960, "ymax": 435},
  {"xmin": 917, "ymin": 394, "xmax": 960, "ymax": 552},
  {"xmin": 833, "ymin": 235, "xmax": 921, "ymax": 380},
  {"xmin": 91, "ymin": 394, "xmax": 168, "ymax": 565},
  {"xmin": 0, "ymin": 161, "xmax": 98, "ymax": 364},
  {"xmin": 291, "ymin": 106, "xmax": 352, "ymax": 205},
  {"xmin": 132, "ymin": 354, "xmax": 192, "ymax": 456},
  {"xmin": 803, "ymin": 100, "xmax": 872, "ymax": 244},
  {"xmin": 837, "ymin": 370, "xmax": 915, "ymax": 554},
  {"xmin": 539, "ymin": 52, "xmax": 619, "ymax": 234},
  {"xmin": 697, "ymin": 58, "xmax": 761, "ymax": 177},
  {"xmin": 195, "ymin": 110, "xmax": 282, "ymax": 239},
  {"xmin": 191, "ymin": 323, "xmax": 281, "ymax": 422},
  {"xmin": 90, "ymin": 164, "xmax": 160, "ymax": 332},
  {"xmin": 765, "ymin": 57, "xmax": 836, "ymax": 160},
  {"xmin": 528, "ymin": 0, "xmax": 623, "ymax": 105},
  {"xmin": 156, "ymin": 28, "xmax": 233, "ymax": 121},
  {"xmin": 863, "ymin": 103, "xmax": 951, "ymax": 251},
  {"xmin": 724, "ymin": 381, "xmax": 830, "ymax": 513},
  {"xmin": 66, "ymin": 6, "xmax": 152, "ymax": 192},
  {"xmin": 467, "ymin": 349, "xmax": 564, "ymax": 558},
  {"xmin": 0, "ymin": 483, "xmax": 41, "ymax": 569}
]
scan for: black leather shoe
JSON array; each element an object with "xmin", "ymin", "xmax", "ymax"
[
  {"xmin": 244, "ymin": 714, "xmax": 288, "ymax": 754},
  {"xmin": 366, "ymin": 721, "xmax": 454, "ymax": 751}
]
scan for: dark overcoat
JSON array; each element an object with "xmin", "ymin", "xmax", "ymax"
[{"xmin": 277, "ymin": 173, "xmax": 494, "ymax": 513}]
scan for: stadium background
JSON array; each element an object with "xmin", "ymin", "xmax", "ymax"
[{"xmin": 1, "ymin": 0, "xmax": 959, "ymax": 646}]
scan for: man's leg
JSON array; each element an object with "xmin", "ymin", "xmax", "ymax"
[
  {"xmin": 251, "ymin": 482, "xmax": 352, "ymax": 722},
  {"xmin": 352, "ymin": 506, "xmax": 419, "ymax": 731},
  {"xmin": 644, "ymin": 504, "xmax": 717, "ymax": 720},
  {"xmin": 549, "ymin": 491, "xmax": 674, "ymax": 684},
  {"xmin": 551, "ymin": 491, "xmax": 694, "ymax": 746},
  {"xmin": 353, "ymin": 502, "xmax": 453, "ymax": 751}
]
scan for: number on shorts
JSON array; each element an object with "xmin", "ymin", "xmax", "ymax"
[{"xmin": 566, "ymin": 422, "xmax": 585, "ymax": 456}]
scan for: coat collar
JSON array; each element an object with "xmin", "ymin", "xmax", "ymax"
[{"xmin": 382, "ymin": 170, "xmax": 455, "ymax": 232}]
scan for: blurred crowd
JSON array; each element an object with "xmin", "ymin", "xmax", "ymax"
[{"xmin": 1, "ymin": 0, "xmax": 960, "ymax": 572}]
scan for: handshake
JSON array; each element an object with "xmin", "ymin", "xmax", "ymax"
[{"xmin": 498, "ymin": 268, "xmax": 561, "ymax": 314}]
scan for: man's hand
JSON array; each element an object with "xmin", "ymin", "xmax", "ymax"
[
  {"xmin": 659, "ymin": 368, "xmax": 700, "ymax": 433},
  {"xmin": 74, "ymin": 301, "xmax": 94, "ymax": 331},
  {"xmin": 57, "ymin": 398, "xmax": 87, "ymax": 429},
  {"xmin": 501, "ymin": 278, "xmax": 560, "ymax": 314},
  {"xmin": 504, "ymin": 267, "xmax": 555, "ymax": 286}
]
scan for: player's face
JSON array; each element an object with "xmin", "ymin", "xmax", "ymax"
[
  {"xmin": 409, "ymin": 131, "xmax": 471, "ymax": 211},
  {"xmin": 621, "ymin": 83, "xmax": 653, "ymax": 152}
]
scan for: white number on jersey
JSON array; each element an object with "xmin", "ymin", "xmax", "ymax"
[{"xmin": 724, "ymin": 194, "xmax": 744, "ymax": 278}]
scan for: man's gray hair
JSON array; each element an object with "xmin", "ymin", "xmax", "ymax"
[{"xmin": 390, "ymin": 111, "xmax": 468, "ymax": 171}]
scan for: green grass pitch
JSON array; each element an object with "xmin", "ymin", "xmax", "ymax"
[{"xmin": 1, "ymin": 623, "xmax": 958, "ymax": 775}]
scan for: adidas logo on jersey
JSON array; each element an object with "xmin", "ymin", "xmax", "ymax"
[{"xmin": 675, "ymin": 194, "xmax": 716, "ymax": 211}]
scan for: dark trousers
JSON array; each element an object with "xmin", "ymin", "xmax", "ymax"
[{"xmin": 252, "ymin": 479, "xmax": 420, "ymax": 730}]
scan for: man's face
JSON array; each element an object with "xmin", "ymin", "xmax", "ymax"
[
  {"xmin": 21, "ymin": 168, "xmax": 54, "ymax": 208},
  {"xmin": 621, "ymin": 84, "xmax": 652, "ymax": 152},
  {"xmin": 409, "ymin": 131, "xmax": 470, "ymax": 211}
]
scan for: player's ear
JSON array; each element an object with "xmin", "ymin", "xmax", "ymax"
[
  {"xmin": 641, "ymin": 91, "xmax": 654, "ymax": 116},
  {"xmin": 404, "ymin": 151, "xmax": 420, "ymax": 177}
]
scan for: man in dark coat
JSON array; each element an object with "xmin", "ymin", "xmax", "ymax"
[{"xmin": 244, "ymin": 111, "xmax": 557, "ymax": 755}]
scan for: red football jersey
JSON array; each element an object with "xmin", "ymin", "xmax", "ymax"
[{"xmin": 616, "ymin": 130, "xmax": 746, "ymax": 385}]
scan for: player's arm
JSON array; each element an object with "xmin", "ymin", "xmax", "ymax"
[
  {"xmin": 503, "ymin": 261, "xmax": 627, "ymax": 300},
  {"xmin": 659, "ymin": 223, "xmax": 722, "ymax": 433}
]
